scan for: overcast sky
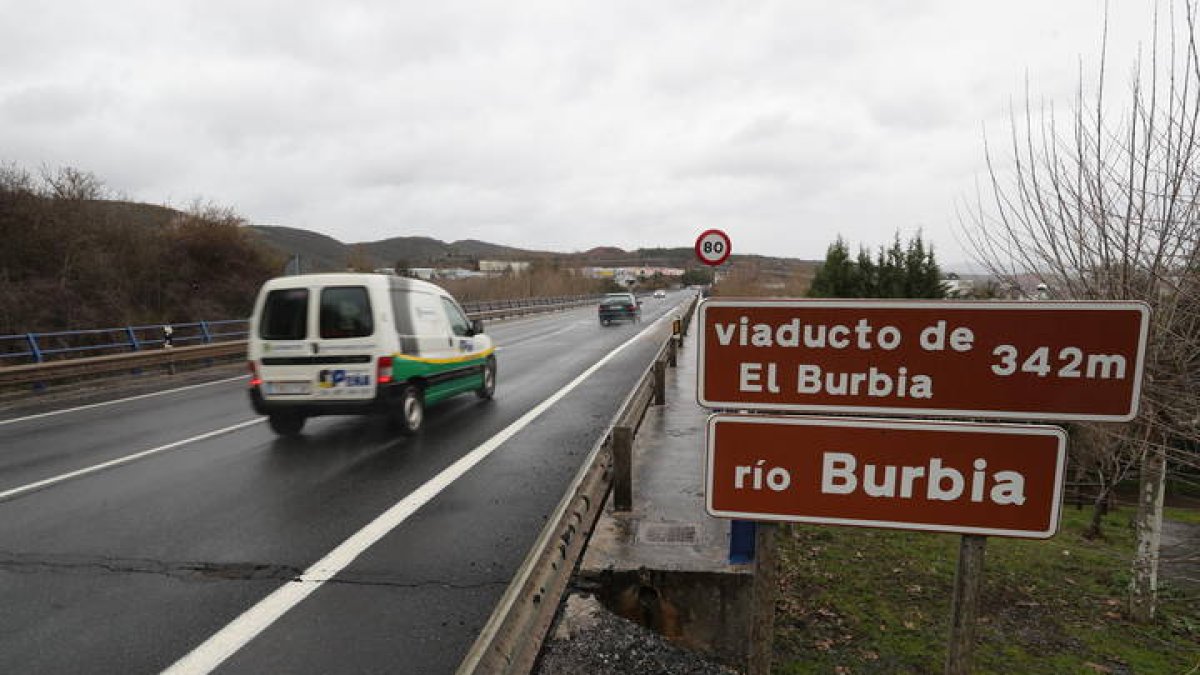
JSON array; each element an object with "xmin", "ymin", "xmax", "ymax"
[{"xmin": 0, "ymin": 1, "xmax": 1156, "ymax": 266}]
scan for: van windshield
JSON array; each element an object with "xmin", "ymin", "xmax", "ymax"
[
  {"xmin": 320, "ymin": 286, "xmax": 374, "ymax": 338},
  {"xmin": 260, "ymin": 288, "xmax": 309, "ymax": 340}
]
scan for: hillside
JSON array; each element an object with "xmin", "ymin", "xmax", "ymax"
[
  {"xmin": 246, "ymin": 225, "xmax": 349, "ymax": 273},
  {"xmin": 1, "ymin": 166, "xmax": 820, "ymax": 332},
  {"xmin": 246, "ymin": 225, "xmax": 820, "ymax": 278},
  {"xmin": 4, "ymin": 187, "xmax": 819, "ymax": 288},
  {"xmin": 0, "ymin": 189, "xmax": 280, "ymax": 333}
]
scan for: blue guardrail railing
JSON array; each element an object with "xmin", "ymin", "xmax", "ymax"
[
  {"xmin": 0, "ymin": 320, "xmax": 250, "ymax": 367},
  {"xmin": 0, "ymin": 295, "xmax": 604, "ymax": 368}
]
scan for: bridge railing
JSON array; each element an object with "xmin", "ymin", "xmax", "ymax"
[
  {"xmin": 461, "ymin": 294, "xmax": 603, "ymax": 321},
  {"xmin": 0, "ymin": 320, "xmax": 249, "ymax": 367},
  {"xmin": 461, "ymin": 294, "xmax": 598, "ymax": 314},
  {"xmin": 0, "ymin": 294, "xmax": 607, "ymax": 390}
]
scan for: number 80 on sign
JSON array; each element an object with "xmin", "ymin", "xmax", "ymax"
[{"xmin": 695, "ymin": 229, "xmax": 732, "ymax": 266}]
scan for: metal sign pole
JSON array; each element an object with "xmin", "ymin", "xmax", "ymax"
[{"xmin": 945, "ymin": 534, "xmax": 987, "ymax": 675}]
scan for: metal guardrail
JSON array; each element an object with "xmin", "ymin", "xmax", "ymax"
[
  {"xmin": 0, "ymin": 295, "xmax": 614, "ymax": 390},
  {"xmin": 0, "ymin": 297, "xmax": 605, "ymax": 368},
  {"xmin": 458, "ymin": 293, "xmax": 699, "ymax": 675},
  {"xmin": 461, "ymin": 294, "xmax": 601, "ymax": 315},
  {"xmin": 465, "ymin": 295, "xmax": 603, "ymax": 321},
  {"xmin": 0, "ymin": 342, "xmax": 248, "ymax": 387},
  {"xmin": 0, "ymin": 320, "xmax": 248, "ymax": 367}
]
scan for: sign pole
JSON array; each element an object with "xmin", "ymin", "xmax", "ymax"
[{"xmin": 945, "ymin": 534, "xmax": 987, "ymax": 675}]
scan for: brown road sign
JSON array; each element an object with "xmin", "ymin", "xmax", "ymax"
[
  {"xmin": 705, "ymin": 414, "xmax": 1067, "ymax": 539},
  {"xmin": 697, "ymin": 299, "xmax": 1149, "ymax": 421}
]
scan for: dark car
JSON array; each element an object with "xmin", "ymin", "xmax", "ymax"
[{"xmin": 598, "ymin": 293, "xmax": 641, "ymax": 325}]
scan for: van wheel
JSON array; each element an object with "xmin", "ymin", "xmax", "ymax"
[
  {"xmin": 476, "ymin": 356, "xmax": 497, "ymax": 400},
  {"xmin": 393, "ymin": 385, "xmax": 424, "ymax": 435},
  {"xmin": 268, "ymin": 413, "xmax": 305, "ymax": 437}
]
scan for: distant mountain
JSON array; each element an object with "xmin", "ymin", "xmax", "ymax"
[
  {"xmin": 246, "ymin": 225, "xmax": 349, "ymax": 273},
  {"xmin": 581, "ymin": 246, "xmax": 627, "ymax": 259},
  {"xmin": 246, "ymin": 227, "xmax": 562, "ymax": 272},
  {"xmin": 362, "ymin": 236, "xmax": 455, "ymax": 268},
  {"xmin": 246, "ymin": 224, "xmax": 821, "ymax": 277},
  {"xmin": 448, "ymin": 239, "xmax": 541, "ymax": 259}
]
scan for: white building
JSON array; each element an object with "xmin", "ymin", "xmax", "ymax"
[
  {"xmin": 479, "ymin": 260, "xmax": 531, "ymax": 274},
  {"xmin": 582, "ymin": 266, "xmax": 685, "ymax": 281},
  {"xmin": 942, "ymin": 273, "xmax": 975, "ymax": 297}
]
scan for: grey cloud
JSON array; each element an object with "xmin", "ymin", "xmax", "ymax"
[
  {"xmin": 0, "ymin": 0, "xmax": 1140, "ymax": 264},
  {"xmin": 0, "ymin": 84, "xmax": 100, "ymax": 126}
]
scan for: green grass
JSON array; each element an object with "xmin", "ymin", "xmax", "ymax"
[
  {"xmin": 773, "ymin": 507, "xmax": 1199, "ymax": 674},
  {"xmin": 1165, "ymin": 506, "xmax": 1200, "ymax": 525}
]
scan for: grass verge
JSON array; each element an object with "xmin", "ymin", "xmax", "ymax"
[{"xmin": 773, "ymin": 506, "xmax": 1199, "ymax": 674}]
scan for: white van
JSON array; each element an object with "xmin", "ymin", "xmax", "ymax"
[{"xmin": 247, "ymin": 273, "xmax": 496, "ymax": 436}]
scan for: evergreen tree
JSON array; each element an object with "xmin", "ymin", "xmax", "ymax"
[
  {"xmin": 875, "ymin": 235, "xmax": 906, "ymax": 298},
  {"xmin": 856, "ymin": 246, "xmax": 877, "ymax": 297},
  {"xmin": 807, "ymin": 232, "xmax": 946, "ymax": 299},
  {"xmin": 806, "ymin": 237, "xmax": 858, "ymax": 297}
]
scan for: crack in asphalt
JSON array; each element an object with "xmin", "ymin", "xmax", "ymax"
[
  {"xmin": 0, "ymin": 552, "xmax": 302, "ymax": 581},
  {"xmin": 0, "ymin": 552, "xmax": 510, "ymax": 590}
]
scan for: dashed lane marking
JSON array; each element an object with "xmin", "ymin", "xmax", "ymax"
[{"xmin": 0, "ymin": 418, "xmax": 265, "ymax": 502}]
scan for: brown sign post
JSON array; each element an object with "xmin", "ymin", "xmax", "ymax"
[
  {"xmin": 698, "ymin": 299, "xmax": 1150, "ymax": 421},
  {"xmin": 698, "ymin": 298, "xmax": 1150, "ymax": 674}
]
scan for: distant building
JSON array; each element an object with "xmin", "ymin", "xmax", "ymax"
[
  {"xmin": 582, "ymin": 266, "xmax": 684, "ymax": 281},
  {"xmin": 942, "ymin": 273, "xmax": 975, "ymax": 297},
  {"xmin": 435, "ymin": 268, "xmax": 484, "ymax": 280},
  {"xmin": 479, "ymin": 260, "xmax": 530, "ymax": 274}
]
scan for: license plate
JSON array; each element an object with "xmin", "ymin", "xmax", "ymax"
[{"xmin": 265, "ymin": 381, "xmax": 311, "ymax": 395}]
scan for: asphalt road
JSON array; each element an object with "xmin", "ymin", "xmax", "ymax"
[{"xmin": 0, "ymin": 291, "xmax": 694, "ymax": 675}]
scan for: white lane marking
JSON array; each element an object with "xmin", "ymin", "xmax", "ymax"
[
  {"xmin": 0, "ymin": 418, "xmax": 264, "ymax": 502},
  {"xmin": 0, "ymin": 375, "xmax": 249, "ymax": 428},
  {"xmin": 163, "ymin": 313, "xmax": 670, "ymax": 675}
]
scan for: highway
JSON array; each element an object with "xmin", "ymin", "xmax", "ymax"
[{"xmin": 0, "ymin": 292, "xmax": 693, "ymax": 674}]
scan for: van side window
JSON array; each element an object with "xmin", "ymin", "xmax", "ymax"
[
  {"xmin": 260, "ymin": 288, "xmax": 309, "ymax": 340},
  {"xmin": 320, "ymin": 286, "xmax": 373, "ymax": 338},
  {"xmin": 441, "ymin": 297, "xmax": 473, "ymax": 337}
]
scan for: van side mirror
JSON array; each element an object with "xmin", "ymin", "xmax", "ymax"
[{"xmin": 471, "ymin": 319, "xmax": 485, "ymax": 336}]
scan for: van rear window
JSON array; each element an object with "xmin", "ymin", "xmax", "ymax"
[
  {"xmin": 320, "ymin": 286, "xmax": 374, "ymax": 338},
  {"xmin": 260, "ymin": 289, "xmax": 309, "ymax": 340}
]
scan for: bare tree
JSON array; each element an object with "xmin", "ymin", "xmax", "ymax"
[
  {"xmin": 40, "ymin": 165, "xmax": 105, "ymax": 201},
  {"xmin": 2, "ymin": 164, "xmax": 279, "ymax": 331},
  {"xmin": 960, "ymin": 1, "xmax": 1200, "ymax": 621}
]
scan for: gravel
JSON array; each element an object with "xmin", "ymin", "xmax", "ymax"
[{"xmin": 535, "ymin": 594, "xmax": 739, "ymax": 675}]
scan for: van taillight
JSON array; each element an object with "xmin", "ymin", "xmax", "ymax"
[
  {"xmin": 248, "ymin": 361, "xmax": 263, "ymax": 387},
  {"xmin": 377, "ymin": 356, "xmax": 394, "ymax": 384}
]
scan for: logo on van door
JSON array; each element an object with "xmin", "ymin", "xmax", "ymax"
[{"xmin": 318, "ymin": 369, "xmax": 371, "ymax": 388}]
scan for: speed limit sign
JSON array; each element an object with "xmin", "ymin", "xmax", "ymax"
[{"xmin": 695, "ymin": 229, "xmax": 732, "ymax": 266}]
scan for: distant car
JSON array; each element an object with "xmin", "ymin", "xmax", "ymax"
[
  {"xmin": 653, "ymin": 289, "xmax": 666, "ymax": 298},
  {"xmin": 598, "ymin": 293, "xmax": 641, "ymax": 325}
]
